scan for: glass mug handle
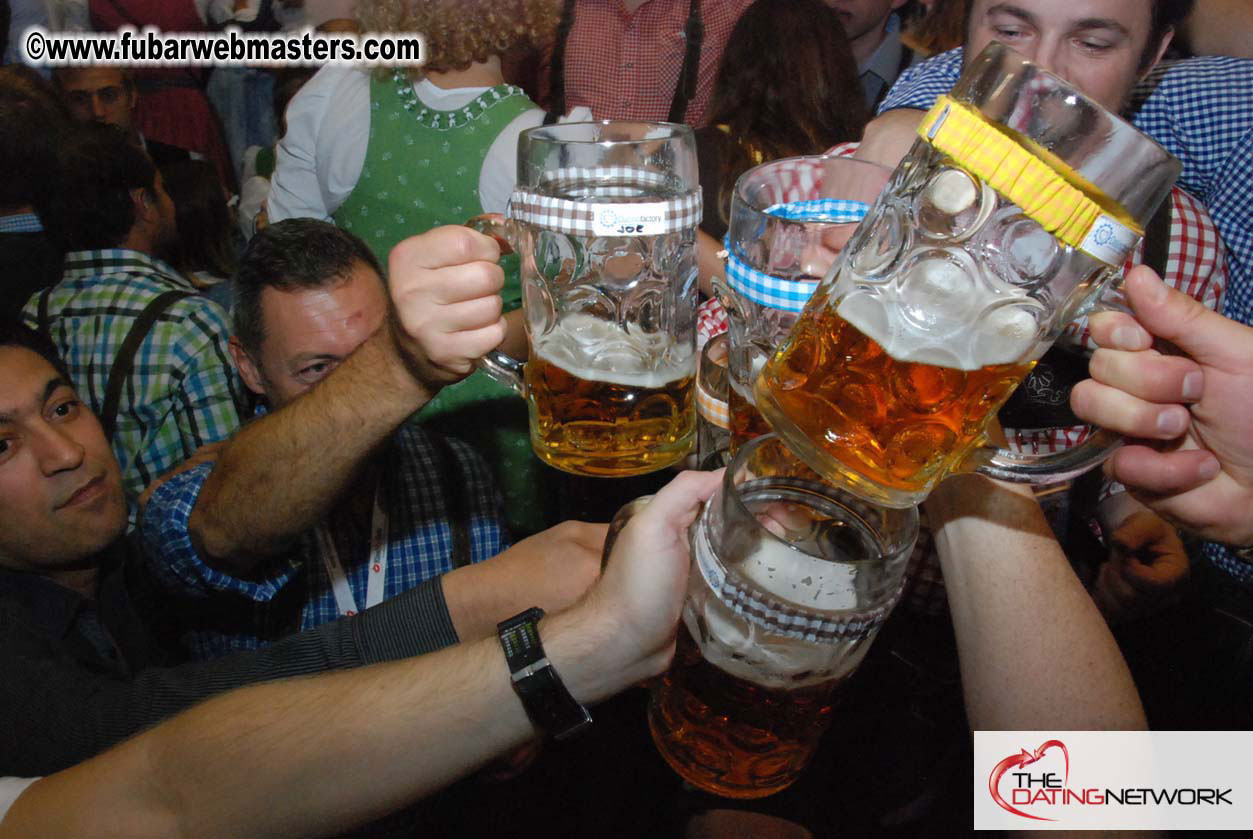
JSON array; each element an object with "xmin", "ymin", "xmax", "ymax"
[
  {"xmin": 465, "ymin": 213, "xmax": 526, "ymax": 398},
  {"xmin": 968, "ymin": 427, "xmax": 1123, "ymax": 485}
]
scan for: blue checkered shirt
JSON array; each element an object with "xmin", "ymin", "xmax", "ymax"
[
  {"xmin": 21, "ymin": 250, "xmax": 244, "ymax": 518},
  {"xmin": 881, "ymin": 50, "xmax": 1253, "ymax": 326},
  {"xmin": 0, "ymin": 212, "xmax": 42, "ymax": 233},
  {"xmin": 882, "ymin": 49, "xmax": 1253, "ymax": 585},
  {"xmin": 141, "ymin": 423, "xmax": 510, "ymax": 659}
]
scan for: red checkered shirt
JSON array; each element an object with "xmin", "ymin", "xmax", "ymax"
[
  {"xmin": 561, "ymin": 0, "xmax": 754, "ymax": 127},
  {"xmin": 699, "ymin": 142, "xmax": 1229, "ymax": 615}
]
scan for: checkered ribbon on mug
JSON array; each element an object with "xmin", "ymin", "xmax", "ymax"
[
  {"xmin": 695, "ymin": 379, "xmax": 730, "ymax": 428},
  {"xmin": 724, "ymin": 200, "xmax": 868, "ymax": 313},
  {"xmin": 508, "ymin": 166, "xmax": 702, "ymax": 236},
  {"xmin": 694, "ymin": 520, "xmax": 905, "ymax": 643}
]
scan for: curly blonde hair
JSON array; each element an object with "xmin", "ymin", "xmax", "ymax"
[{"xmin": 357, "ymin": 0, "xmax": 560, "ymax": 79}]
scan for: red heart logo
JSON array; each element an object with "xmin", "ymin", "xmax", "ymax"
[{"xmin": 988, "ymin": 740, "xmax": 1070, "ymax": 821}]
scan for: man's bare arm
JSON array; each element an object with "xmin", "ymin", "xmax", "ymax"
[{"xmin": 927, "ymin": 475, "xmax": 1147, "ymax": 731}]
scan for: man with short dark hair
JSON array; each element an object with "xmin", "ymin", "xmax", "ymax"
[
  {"xmin": 141, "ymin": 219, "xmax": 603, "ymax": 659},
  {"xmin": 21, "ymin": 122, "xmax": 245, "ymax": 519},
  {"xmin": 52, "ymin": 66, "xmax": 196, "ymax": 167}
]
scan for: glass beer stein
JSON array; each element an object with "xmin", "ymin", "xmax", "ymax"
[
  {"xmin": 647, "ymin": 434, "xmax": 918, "ymax": 798},
  {"xmin": 475, "ymin": 121, "xmax": 702, "ymax": 476},
  {"xmin": 755, "ymin": 43, "xmax": 1182, "ymax": 508},
  {"xmin": 720, "ymin": 155, "xmax": 891, "ymax": 451}
]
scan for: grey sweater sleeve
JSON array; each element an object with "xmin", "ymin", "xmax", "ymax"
[{"xmin": 0, "ymin": 579, "xmax": 458, "ymax": 776}]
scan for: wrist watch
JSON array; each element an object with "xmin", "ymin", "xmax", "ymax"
[{"xmin": 497, "ymin": 607, "xmax": 592, "ymax": 740}]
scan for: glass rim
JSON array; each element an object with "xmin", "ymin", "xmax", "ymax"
[
  {"xmin": 519, "ymin": 119, "xmax": 695, "ymax": 148},
  {"xmin": 730, "ymin": 153, "xmax": 892, "ymax": 218},
  {"xmin": 716, "ymin": 433, "xmax": 920, "ymax": 568},
  {"xmin": 963, "ymin": 42, "xmax": 1175, "ymax": 163}
]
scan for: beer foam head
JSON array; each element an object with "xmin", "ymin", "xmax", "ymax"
[
  {"xmin": 686, "ymin": 527, "xmax": 876, "ymax": 689},
  {"xmin": 836, "ymin": 259, "xmax": 1046, "ymax": 371},
  {"xmin": 734, "ymin": 537, "xmax": 858, "ymax": 612},
  {"xmin": 532, "ymin": 312, "xmax": 694, "ymax": 386}
]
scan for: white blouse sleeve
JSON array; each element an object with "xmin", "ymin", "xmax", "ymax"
[
  {"xmin": 0, "ymin": 777, "xmax": 38, "ymax": 824},
  {"xmin": 478, "ymin": 106, "xmax": 594, "ymax": 214},
  {"xmin": 268, "ymin": 66, "xmax": 372, "ymax": 223}
]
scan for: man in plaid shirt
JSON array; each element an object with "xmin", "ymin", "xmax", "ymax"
[
  {"xmin": 22, "ymin": 123, "xmax": 244, "ymax": 520},
  {"xmin": 141, "ymin": 220, "xmax": 605, "ymax": 659}
]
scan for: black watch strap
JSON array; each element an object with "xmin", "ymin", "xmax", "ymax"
[{"xmin": 498, "ymin": 607, "xmax": 592, "ymax": 740}]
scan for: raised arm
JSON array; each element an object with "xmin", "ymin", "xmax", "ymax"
[
  {"xmin": 190, "ymin": 227, "xmax": 508, "ymax": 575},
  {"xmin": 926, "ymin": 474, "xmax": 1146, "ymax": 731}
]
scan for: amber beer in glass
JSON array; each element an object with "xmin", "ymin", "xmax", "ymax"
[
  {"xmin": 727, "ymin": 382, "xmax": 771, "ymax": 450},
  {"xmin": 758, "ymin": 292, "xmax": 1036, "ymax": 499},
  {"xmin": 526, "ymin": 316, "xmax": 696, "ymax": 475},
  {"xmin": 719, "ymin": 155, "xmax": 892, "ymax": 454},
  {"xmin": 646, "ymin": 434, "xmax": 918, "ymax": 798},
  {"xmin": 475, "ymin": 121, "xmax": 702, "ymax": 476},
  {"xmin": 756, "ymin": 44, "xmax": 1182, "ymax": 507}
]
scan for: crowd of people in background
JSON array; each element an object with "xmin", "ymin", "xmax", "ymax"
[{"xmin": 1, "ymin": 1, "xmax": 1252, "ymax": 836}]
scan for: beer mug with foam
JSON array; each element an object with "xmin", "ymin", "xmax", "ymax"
[
  {"xmin": 646, "ymin": 434, "xmax": 918, "ymax": 798},
  {"xmin": 721, "ymin": 155, "xmax": 891, "ymax": 450},
  {"xmin": 473, "ymin": 121, "xmax": 702, "ymax": 477},
  {"xmin": 754, "ymin": 43, "xmax": 1182, "ymax": 508}
]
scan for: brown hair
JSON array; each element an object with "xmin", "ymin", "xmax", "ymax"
[
  {"xmin": 962, "ymin": 0, "xmax": 1195, "ymax": 70},
  {"xmin": 357, "ymin": 0, "xmax": 560, "ymax": 80},
  {"xmin": 904, "ymin": 0, "xmax": 969, "ymax": 57},
  {"xmin": 705, "ymin": 0, "xmax": 869, "ymax": 232}
]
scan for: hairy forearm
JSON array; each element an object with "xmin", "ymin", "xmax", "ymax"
[
  {"xmin": 2, "ymin": 607, "xmax": 637, "ymax": 839},
  {"xmin": 192, "ymin": 327, "xmax": 433, "ymax": 571},
  {"xmin": 927, "ymin": 476, "xmax": 1146, "ymax": 731}
]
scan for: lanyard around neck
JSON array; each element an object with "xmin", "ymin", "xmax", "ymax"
[{"xmin": 316, "ymin": 482, "xmax": 389, "ymax": 618}]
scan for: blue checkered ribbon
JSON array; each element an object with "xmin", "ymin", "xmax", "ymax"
[
  {"xmin": 724, "ymin": 251, "xmax": 819, "ymax": 312},
  {"xmin": 725, "ymin": 200, "xmax": 870, "ymax": 312},
  {"xmin": 763, "ymin": 199, "xmax": 869, "ymax": 223}
]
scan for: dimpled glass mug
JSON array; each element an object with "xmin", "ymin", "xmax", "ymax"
[
  {"xmin": 754, "ymin": 43, "xmax": 1182, "ymax": 508},
  {"xmin": 645, "ymin": 434, "xmax": 918, "ymax": 798},
  {"xmin": 719, "ymin": 155, "xmax": 892, "ymax": 451},
  {"xmin": 473, "ymin": 121, "xmax": 702, "ymax": 476}
]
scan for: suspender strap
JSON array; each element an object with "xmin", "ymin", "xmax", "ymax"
[
  {"xmin": 668, "ymin": 0, "xmax": 704, "ymax": 124},
  {"xmin": 1142, "ymin": 192, "xmax": 1173, "ymax": 278},
  {"xmin": 100, "ymin": 290, "xmax": 192, "ymax": 440},
  {"xmin": 545, "ymin": 0, "xmax": 578, "ymax": 124},
  {"xmin": 36, "ymin": 286, "xmax": 53, "ymax": 337}
]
